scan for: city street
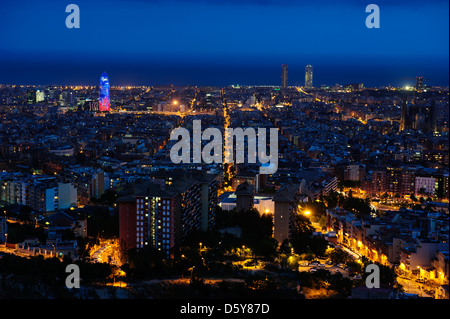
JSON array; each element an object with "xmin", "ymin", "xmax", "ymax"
[
  {"xmin": 396, "ymin": 276, "xmax": 435, "ymax": 298},
  {"xmin": 91, "ymin": 240, "xmax": 121, "ymax": 265}
]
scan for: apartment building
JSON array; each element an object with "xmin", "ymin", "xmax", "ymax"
[{"xmin": 119, "ymin": 172, "xmax": 219, "ymax": 258}]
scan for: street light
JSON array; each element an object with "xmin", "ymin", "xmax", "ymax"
[{"xmin": 190, "ymin": 266, "xmax": 196, "ymax": 281}]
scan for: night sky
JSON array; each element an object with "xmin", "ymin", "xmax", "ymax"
[{"xmin": 0, "ymin": 0, "xmax": 448, "ymax": 87}]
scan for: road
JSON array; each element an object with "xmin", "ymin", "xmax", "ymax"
[
  {"xmin": 0, "ymin": 245, "xmax": 61, "ymax": 260},
  {"xmin": 91, "ymin": 240, "xmax": 121, "ymax": 265},
  {"xmin": 91, "ymin": 244, "xmax": 109, "ymax": 263},
  {"xmin": 396, "ymin": 276, "xmax": 435, "ymax": 298},
  {"xmin": 332, "ymin": 242, "xmax": 438, "ymax": 298},
  {"xmin": 340, "ymin": 245, "xmax": 362, "ymax": 260}
]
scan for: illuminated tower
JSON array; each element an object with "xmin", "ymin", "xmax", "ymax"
[
  {"xmin": 99, "ymin": 72, "xmax": 110, "ymax": 111},
  {"xmin": 305, "ymin": 65, "xmax": 313, "ymax": 89},
  {"xmin": 281, "ymin": 64, "xmax": 288, "ymax": 89}
]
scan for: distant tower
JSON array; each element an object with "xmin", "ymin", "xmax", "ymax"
[
  {"xmin": 415, "ymin": 76, "xmax": 424, "ymax": 92},
  {"xmin": 99, "ymin": 72, "xmax": 110, "ymax": 112},
  {"xmin": 400, "ymin": 98, "xmax": 410, "ymax": 131},
  {"xmin": 27, "ymin": 90, "xmax": 36, "ymax": 105},
  {"xmin": 281, "ymin": 64, "xmax": 288, "ymax": 89},
  {"xmin": 305, "ymin": 65, "xmax": 313, "ymax": 89}
]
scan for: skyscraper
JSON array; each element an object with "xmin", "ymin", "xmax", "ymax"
[
  {"xmin": 400, "ymin": 97, "xmax": 436, "ymax": 133},
  {"xmin": 400, "ymin": 98, "xmax": 409, "ymax": 131},
  {"xmin": 281, "ymin": 64, "xmax": 288, "ymax": 89},
  {"xmin": 99, "ymin": 72, "xmax": 110, "ymax": 112},
  {"xmin": 118, "ymin": 172, "xmax": 219, "ymax": 258},
  {"xmin": 416, "ymin": 76, "xmax": 424, "ymax": 92},
  {"xmin": 305, "ymin": 65, "xmax": 313, "ymax": 89},
  {"xmin": 27, "ymin": 90, "xmax": 36, "ymax": 104},
  {"xmin": 36, "ymin": 90, "xmax": 45, "ymax": 102}
]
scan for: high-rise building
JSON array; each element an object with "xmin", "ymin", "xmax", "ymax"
[
  {"xmin": 281, "ymin": 64, "xmax": 288, "ymax": 89},
  {"xmin": 99, "ymin": 72, "xmax": 110, "ymax": 112},
  {"xmin": 36, "ymin": 90, "xmax": 45, "ymax": 102},
  {"xmin": 273, "ymin": 184, "xmax": 301, "ymax": 245},
  {"xmin": 400, "ymin": 97, "xmax": 436, "ymax": 133},
  {"xmin": 60, "ymin": 91, "xmax": 76, "ymax": 106},
  {"xmin": 118, "ymin": 172, "xmax": 219, "ymax": 257},
  {"xmin": 27, "ymin": 90, "xmax": 36, "ymax": 104},
  {"xmin": 305, "ymin": 65, "xmax": 313, "ymax": 89},
  {"xmin": 344, "ymin": 164, "xmax": 366, "ymax": 181},
  {"xmin": 371, "ymin": 170, "xmax": 388, "ymax": 195},
  {"xmin": 118, "ymin": 183, "xmax": 180, "ymax": 256},
  {"xmin": 400, "ymin": 98, "xmax": 409, "ymax": 131},
  {"xmin": 416, "ymin": 76, "xmax": 424, "ymax": 91}
]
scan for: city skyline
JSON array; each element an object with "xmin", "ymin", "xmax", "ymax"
[
  {"xmin": 1, "ymin": 64, "xmax": 448, "ymax": 89},
  {"xmin": 0, "ymin": 0, "xmax": 448, "ymax": 305}
]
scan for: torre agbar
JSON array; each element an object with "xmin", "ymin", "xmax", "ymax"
[{"xmin": 99, "ymin": 72, "xmax": 110, "ymax": 111}]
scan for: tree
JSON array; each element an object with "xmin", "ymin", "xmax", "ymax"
[
  {"xmin": 342, "ymin": 196, "xmax": 373, "ymax": 218},
  {"xmin": 86, "ymin": 206, "xmax": 119, "ymax": 238},
  {"xmin": 290, "ymin": 214, "xmax": 327, "ymax": 256},
  {"xmin": 328, "ymin": 248, "xmax": 351, "ymax": 264},
  {"xmin": 346, "ymin": 260, "xmax": 363, "ymax": 273},
  {"xmin": 214, "ymin": 208, "xmax": 276, "ymax": 259},
  {"xmin": 323, "ymin": 190, "xmax": 341, "ymax": 209},
  {"xmin": 124, "ymin": 247, "xmax": 169, "ymax": 279},
  {"xmin": 278, "ymin": 239, "xmax": 291, "ymax": 255}
]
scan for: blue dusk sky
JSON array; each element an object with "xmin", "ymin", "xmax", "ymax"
[{"xmin": 0, "ymin": 0, "xmax": 448, "ymax": 87}]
